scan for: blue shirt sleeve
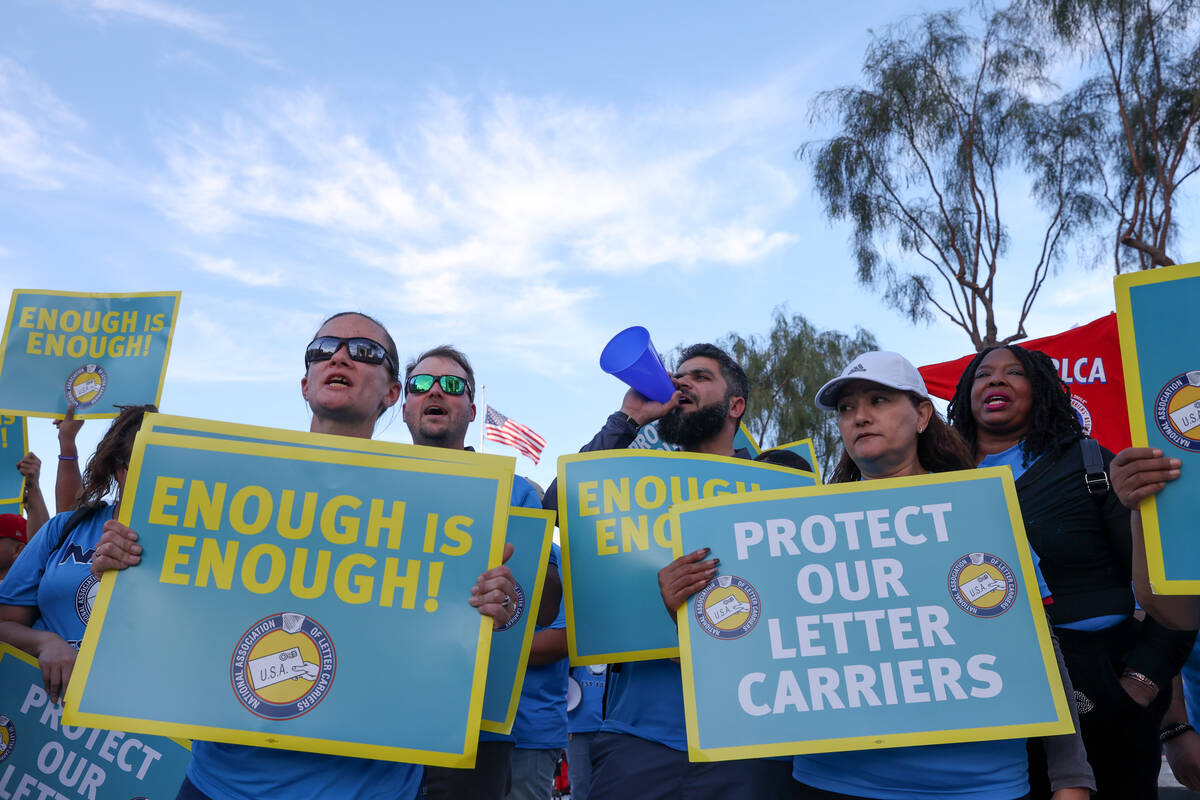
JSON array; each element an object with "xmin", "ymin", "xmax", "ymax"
[{"xmin": 0, "ymin": 511, "xmax": 64, "ymax": 607}]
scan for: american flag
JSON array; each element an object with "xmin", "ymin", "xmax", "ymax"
[{"xmin": 484, "ymin": 405, "xmax": 546, "ymax": 464}]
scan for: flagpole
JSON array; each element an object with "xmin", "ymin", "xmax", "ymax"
[{"xmin": 478, "ymin": 384, "xmax": 486, "ymax": 452}]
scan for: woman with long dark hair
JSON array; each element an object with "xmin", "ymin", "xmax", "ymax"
[
  {"xmin": 787, "ymin": 350, "xmax": 1093, "ymax": 800},
  {"xmin": 947, "ymin": 344, "xmax": 1195, "ymax": 799},
  {"xmin": 0, "ymin": 403, "xmax": 155, "ymax": 703}
]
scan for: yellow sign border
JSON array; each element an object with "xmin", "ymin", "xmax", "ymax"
[
  {"xmin": 668, "ymin": 466, "xmax": 1072, "ymax": 760},
  {"xmin": 768, "ymin": 436, "xmax": 823, "ymax": 485},
  {"xmin": 557, "ymin": 448, "xmax": 818, "ymax": 666},
  {"xmin": 0, "ymin": 289, "xmax": 183, "ymax": 420},
  {"xmin": 0, "ymin": 414, "xmax": 29, "ymax": 505},
  {"xmin": 65, "ymin": 423, "xmax": 513, "ymax": 767},
  {"xmin": 1115, "ymin": 260, "xmax": 1200, "ymax": 594},
  {"xmin": 480, "ymin": 507, "xmax": 555, "ymax": 735}
]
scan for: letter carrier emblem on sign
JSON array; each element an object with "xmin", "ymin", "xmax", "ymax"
[
  {"xmin": 63, "ymin": 364, "xmax": 108, "ymax": 409},
  {"xmin": 230, "ymin": 613, "xmax": 337, "ymax": 720},
  {"xmin": 1155, "ymin": 371, "xmax": 1200, "ymax": 453},
  {"xmin": 947, "ymin": 552, "xmax": 1017, "ymax": 619},
  {"xmin": 694, "ymin": 575, "xmax": 761, "ymax": 640}
]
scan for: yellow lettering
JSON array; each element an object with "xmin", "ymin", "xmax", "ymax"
[
  {"xmin": 37, "ymin": 308, "xmax": 57, "ymax": 330},
  {"xmin": 66, "ymin": 335, "xmax": 85, "ymax": 358},
  {"xmin": 334, "ymin": 553, "xmax": 376, "ymax": 604},
  {"xmin": 289, "ymin": 548, "xmax": 331, "ymax": 599},
  {"xmin": 17, "ymin": 307, "xmax": 34, "ymax": 328},
  {"xmin": 241, "ymin": 543, "xmax": 286, "ymax": 593},
  {"xmin": 184, "ymin": 480, "xmax": 227, "ymax": 530},
  {"xmin": 229, "ymin": 485, "xmax": 272, "ymax": 535},
  {"xmin": 195, "ymin": 538, "xmax": 239, "ymax": 589},
  {"xmin": 702, "ymin": 478, "xmax": 730, "ymax": 497},
  {"xmin": 121, "ymin": 310, "xmax": 137, "ymax": 332},
  {"xmin": 596, "ymin": 519, "xmax": 617, "ymax": 555},
  {"xmin": 379, "ymin": 557, "xmax": 420, "ymax": 608},
  {"xmin": 577, "ymin": 481, "xmax": 600, "ymax": 517},
  {"xmin": 653, "ymin": 513, "xmax": 675, "ymax": 549},
  {"xmin": 277, "ymin": 490, "xmax": 317, "ymax": 540},
  {"xmin": 439, "ymin": 515, "xmax": 472, "ymax": 556},
  {"xmin": 366, "ymin": 499, "xmax": 405, "ymax": 549},
  {"xmin": 423, "ymin": 512, "xmax": 438, "ymax": 553},
  {"xmin": 159, "ymin": 534, "xmax": 194, "ymax": 585},
  {"xmin": 148, "ymin": 476, "xmax": 185, "ymax": 525},
  {"xmin": 621, "ymin": 515, "xmax": 650, "ymax": 552},
  {"xmin": 82, "ymin": 311, "xmax": 100, "ymax": 334},
  {"xmin": 108, "ymin": 336, "xmax": 125, "ymax": 358},
  {"xmin": 60, "ymin": 310, "xmax": 80, "ymax": 332},
  {"xmin": 44, "ymin": 334, "xmax": 63, "ymax": 357},
  {"xmin": 25, "ymin": 331, "xmax": 42, "ymax": 355},
  {"xmin": 602, "ymin": 478, "xmax": 630, "ymax": 513},
  {"xmin": 634, "ymin": 476, "xmax": 667, "ymax": 509},
  {"xmin": 101, "ymin": 311, "xmax": 120, "ymax": 333},
  {"xmin": 125, "ymin": 335, "xmax": 144, "ymax": 357},
  {"xmin": 321, "ymin": 494, "xmax": 361, "ymax": 545}
]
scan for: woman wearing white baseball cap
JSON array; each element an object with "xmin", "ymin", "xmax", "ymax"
[{"xmin": 792, "ymin": 351, "xmax": 1094, "ymax": 800}]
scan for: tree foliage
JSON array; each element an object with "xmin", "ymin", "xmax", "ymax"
[
  {"xmin": 800, "ymin": 7, "xmax": 1100, "ymax": 349},
  {"xmin": 1023, "ymin": 0, "xmax": 1200, "ymax": 271},
  {"xmin": 718, "ymin": 309, "xmax": 878, "ymax": 477}
]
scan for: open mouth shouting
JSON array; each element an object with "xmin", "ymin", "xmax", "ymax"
[{"xmin": 982, "ymin": 390, "xmax": 1011, "ymax": 410}]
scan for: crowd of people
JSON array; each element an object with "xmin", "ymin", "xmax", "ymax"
[{"xmin": 0, "ymin": 310, "xmax": 1197, "ymax": 800}]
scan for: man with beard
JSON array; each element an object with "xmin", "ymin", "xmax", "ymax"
[{"xmin": 543, "ymin": 343, "xmax": 793, "ymax": 800}]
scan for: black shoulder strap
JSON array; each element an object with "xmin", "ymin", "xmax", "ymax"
[
  {"xmin": 1080, "ymin": 437, "xmax": 1110, "ymax": 496},
  {"xmin": 52, "ymin": 505, "xmax": 96, "ymax": 557}
]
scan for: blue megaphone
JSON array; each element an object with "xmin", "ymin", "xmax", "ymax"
[{"xmin": 599, "ymin": 326, "xmax": 676, "ymax": 403}]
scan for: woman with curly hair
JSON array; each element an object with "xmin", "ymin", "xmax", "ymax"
[
  {"xmin": 948, "ymin": 344, "xmax": 1195, "ymax": 800},
  {"xmin": 0, "ymin": 403, "xmax": 155, "ymax": 704}
]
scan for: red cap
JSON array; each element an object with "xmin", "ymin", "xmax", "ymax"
[{"xmin": 0, "ymin": 514, "xmax": 27, "ymax": 544}]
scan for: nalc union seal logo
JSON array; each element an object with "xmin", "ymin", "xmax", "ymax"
[
  {"xmin": 948, "ymin": 552, "xmax": 1017, "ymax": 618},
  {"xmin": 1070, "ymin": 395, "xmax": 1093, "ymax": 435},
  {"xmin": 694, "ymin": 575, "xmax": 761, "ymax": 640},
  {"xmin": 496, "ymin": 580, "xmax": 527, "ymax": 632},
  {"xmin": 75, "ymin": 574, "xmax": 98, "ymax": 624},
  {"xmin": 1154, "ymin": 371, "xmax": 1200, "ymax": 452},
  {"xmin": 64, "ymin": 364, "xmax": 107, "ymax": 410},
  {"xmin": 231, "ymin": 613, "xmax": 336, "ymax": 720},
  {"xmin": 0, "ymin": 715, "xmax": 15, "ymax": 763}
]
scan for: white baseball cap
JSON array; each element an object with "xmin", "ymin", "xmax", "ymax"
[{"xmin": 815, "ymin": 351, "xmax": 931, "ymax": 410}]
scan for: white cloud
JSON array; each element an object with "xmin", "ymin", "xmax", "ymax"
[
  {"xmin": 180, "ymin": 249, "xmax": 282, "ymax": 287},
  {"xmin": 0, "ymin": 58, "xmax": 94, "ymax": 190},
  {"xmin": 70, "ymin": 0, "xmax": 270, "ymax": 62}
]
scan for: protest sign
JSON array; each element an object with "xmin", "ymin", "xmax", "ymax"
[
  {"xmin": 0, "ymin": 500, "xmax": 18, "ymax": 516},
  {"xmin": 670, "ymin": 468, "xmax": 1071, "ymax": 760},
  {"xmin": 67, "ymin": 424, "xmax": 514, "ymax": 766},
  {"xmin": 480, "ymin": 508, "xmax": 554, "ymax": 734},
  {"xmin": 558, "ymin": 450, "xmax": 818, "ymax": 665},
  {"xmin": 0, "ymin": 415, "xmax": 28, "ymax": 503},
  {"xmin": 0, "ymin": 644, "xmax": 191, "ymax": 799},
  {"xmin": 629, "ymin": 421, "xmax": 761, "ymax": 456},
  {"xmin": 0, "ymin": 290, "xmax": 181, "ymax": 419},
  {"xmin": 140, "ymin": 413, "xmax": 544, "ymax": 732},
  {"xmin": 1115, "ymin": 261, "xmax": 1200, "ymax": 592},
  {"xmin": 766, "ymin": 438, "xmax": 821, "ymax": 484}
]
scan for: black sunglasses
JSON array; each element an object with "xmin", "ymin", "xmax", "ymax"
[
  {"xmin": 405, "ymin": 373, "xmax": 472, "ymax": 398},
  {"xmin": 305, "ymin": 336, "xmax": 396, "ymax": 375}
]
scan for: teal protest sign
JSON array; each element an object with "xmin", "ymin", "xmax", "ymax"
[
  {"xmin": 558, "ymin": 450, "xmax": 817, "ymax": 665},
  {"xmin": 0, "ymin": 290, "xmax": 181, "ymax": 419},
  {"xmin": 1116, "ymin": 261, "xmax": 1200, "ymax": 592},
  {"xmin": 671, "ymin": 468, "xmax": 1071, "ymax": 760},
  {"xmin": 629, "ymin": 420, "xmax": 761, "ymax": 456},
  {"xmin": 0, "ymin": 644, "xmax": 191, "ymax": 799},
  {"xmin": 68, "ymin": 425, "xmax": 514, "ymax": 767},
  {"xmin": 480, "ymin": 508, "xmax": 554, "ymax": 734},
  {"xmin": 0, "ymin": 415, "xmax": 28, "ymax": 503}
]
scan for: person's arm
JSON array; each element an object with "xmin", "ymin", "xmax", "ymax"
[
  {"xmin": 527, "ymin": 627, "xmax": 568, "ymax": 666},
  {"xmin": 1164, "ymin": 673, "xmax": 1200, "ymax": 790},
  {"xmin": 1041, "ymin": 623, "xmax": 1097, "ymax": 797},
  {"xmin": 0, "ymin": 606, "xmax": 77, "ymax": 705},
  {"xmin": 17, "ymin": 452, "xmax": 48, "ymax": 537},
  {"xmin": 1111, "ymin": 447, "xmax": 1200, "ymax": 629},
  {"xmin": 53, "ymin": 406, "xmax": 83, "ymax": 513}
]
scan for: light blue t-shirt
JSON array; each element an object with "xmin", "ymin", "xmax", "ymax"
[
  {"xmin": 511, "ymin": 568, "xmax": 568, "ymax": 751},
  {"xmin": 568, "ymin": 665, "xmax": 606, "ymax": 735},
  {"xmin": 601, "ymin": 658, "xmax": 687, "ymax": 750},
  {"xmin": 0, "ymin": 505, "xmax": 109, "ymax": 645},
  {"xmin": 189, "ymin": 475, "xmax": 544, "ymax": 798},
  {"xmin": 1179, "ymin": 635, "xmax": 1200, "ymax": 729}
]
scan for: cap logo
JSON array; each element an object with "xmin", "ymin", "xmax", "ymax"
[{"xmin": 847, "ymin": 363, "xmax": 866, "ymax": 375}]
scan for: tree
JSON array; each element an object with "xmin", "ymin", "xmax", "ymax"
[
  {"xmin": 800, "ymin": 7, "xmax": 1100, "ymax": 349},
  {"xmin": 719, "ymin": 309, "xmax": 878, "ymax": 477},
  {"xmin": 1025, "ymin": 0, "xmax": 1200, "ymax": 271}
]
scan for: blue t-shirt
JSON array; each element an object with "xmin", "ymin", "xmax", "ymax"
[
  {"xmin": 189, "ymin": 473, "xmax": 544, "ymax": 797},
  {"xmin": 567, "ymin": 665, "xmax": 606, "ymax": 735},
  {"xmin": 601, "ymin": 658, "xmax": 687, "ymax": 750},
  {"xmin": 510, "ymin": 544, "xmax": 568, "ymax": 751},
  {"xmin": 0, "ymin": 505, "xmax": 108, "ymax": 646},
  {"xmin": 1179, "ymin": 635, "xmax": 1200, "ymax": 729}
]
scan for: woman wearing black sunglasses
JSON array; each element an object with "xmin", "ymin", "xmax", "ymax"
[{"xmin": 90, "ymin": 311, "xmax": 521, "ymax": 800}]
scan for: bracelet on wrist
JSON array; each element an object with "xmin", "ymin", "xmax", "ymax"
[
  {"xmin": 1160, "ymin": 722, "xmax": 1194, "ymax": 743},
  {"xmin": 58, "ymin": 454, "xmax": 78, "ymax": 461},
  {"xmin": 617, "ymin": 411, "xmax": 642, "ymax": 431},
  {"xmin": 1121, "ymin": 669, "xmax": 1159, "ymax": 692}
]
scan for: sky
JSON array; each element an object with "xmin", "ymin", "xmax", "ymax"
[{"xmin": 2, "ymin": 0, "xmax": 1195, "ymax": 504}]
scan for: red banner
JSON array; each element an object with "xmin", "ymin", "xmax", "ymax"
[{"xmin": 919, "ymin": 313, "xmax": 1130, "ymax": 454}]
